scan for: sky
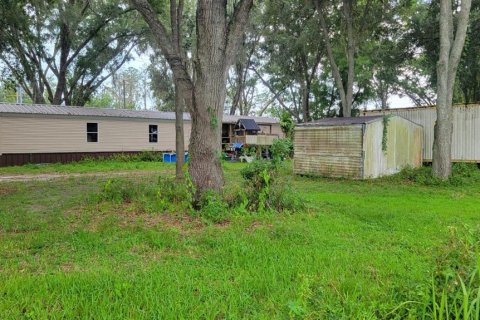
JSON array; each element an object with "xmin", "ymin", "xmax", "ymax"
[{"xmin": 124, "ymin": 51, "xmax": 419, "ymax": 115}]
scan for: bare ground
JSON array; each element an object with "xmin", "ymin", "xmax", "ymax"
[{"xmin": 0, "ymin": 170, "xmax": 165, "ymax": 182}]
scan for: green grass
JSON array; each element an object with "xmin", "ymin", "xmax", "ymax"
[
  {"xmin": 0, "ymin": 159, "xmax": 170, "ymax": 175},
  {"xmin": 1, "ymin": 162, "xmax": 479, "ymax": 318}
]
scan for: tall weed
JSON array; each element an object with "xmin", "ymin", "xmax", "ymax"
[
  {"xmin": 393, "ymin": 163, "xmax": 480, "ymax": 187},
  {"xmin": 240, "ymin": 160, "xmax": 305, "ymax": 213},
  {"xmin": 427, "ymin": 226, "xmax": 480, "ymax": 320},
  {"xmin": 96, "ymin": 176, "xmax": 192, "ymax": 213},
  {"xmin": 393, "ymin": 226, "xmax": 480, "ymax": 319}
]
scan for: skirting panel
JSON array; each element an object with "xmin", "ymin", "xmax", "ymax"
[{"xmin": 0, "ymin": 151, "xmax": 160, "ymax": 167}]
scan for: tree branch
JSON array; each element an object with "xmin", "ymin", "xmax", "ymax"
[
  {"xmin": 130, "ymin": 0, "xmax": 174, "ymax": 57},
  {"xmin": 65, "ymin": 8, "xmax": 135, "ymax": 66},
  {"xmin": 314, "ymin": 0, "xmax": 348, "ymax": 115},
  {"xmin": 225, "ymin": 0, "xmax": 254, "ymax": 67}
]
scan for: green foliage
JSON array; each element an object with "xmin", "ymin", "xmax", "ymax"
[
  {"xmin": 0, "ymin": 81, "xmax": 28, "ymax": 103},
  {"xmin": 2, "ymin": 161, "xmax": 480, "ymax": 318},
  {"xmin": 207, "ymin": 107, "xmax": 218, "ymax": 129},
  {"xmin": 394, "ymin": 163, "xmax": 480, "ymax": 187},
  {"xmin": 280, "ymin": 111, "xmax": 295, "ymax": 140},
  {"xmin": 97, "ymin": 176, "xmax": 192, "ymax": 214},
  {"xmin": 268, "ymin": 177, "xmax": 305, "ymax": 213},
  {"xmin": 240, "ymin": 160, "xmax": 304, "ymax": 213},
  {"xmin": 81, "ymin": 151, "xmax": 163, "ymax": 163},
  {"xmin": 134, "ymin": 151, "xmax": 164, "ymax": 162},
  {"xmin": 222, "ymin": 183, "xmax": 249, "ymax": 212},
  {"xmin": 0, "ymin": 0, "xmax": 142, "ymax": 105},
  {"xmin": 85, "ymin": 90, "xmax": 115, "ymax": 108},
  {"xmin": 241, "ymin": 145, "xmax": 257, "ymax": 157},
  {"xmin": 393, "ymin": 226, "xmax": 480, "ymax": 319},
  {"xmin": 408, "ymin": 1, "xmax": 480, "ymax": 104},
  {"xmin": 240, "ymin": 160, "xmax": 276, "ymax": 182},
  {"xmin": 148, "ymin": 55, "xmax": 175, "ymax": 111},
  {"xmin": 270, "ymin": 138, "xmax": 293, "ymax": 161},
  {"xmin": 382, "ymin": 115, "xmax": 391, "ymax": 152},
  {"xmin": 87, "ymin": 67, "xmax": 148, "ymax": 109},
  {"xmin": 432, "ymin": 226, "xmax": 480, "ymax": 299},
  {"xmin": 196, "ymin": 190, "xmax": 229, "ymax": 223}
]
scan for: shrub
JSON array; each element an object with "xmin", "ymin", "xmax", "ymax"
[
  {"xmin": 155, "ymin": 176, "xmax": 192, "ymax": 204},
  {"xmin": 241, "ymin": 145, "xmax": 257, "ymax": 157},
  {"xmin": 108, "ymin": 153, "xmax": 136, "ymax": 162},
  {"xmin": 97, "ymin": 176, "xmax": 192, "ymax": 213},
  {"xmin": 240, "ymin": 160, "xmax": 277, "ymax": 186},
  {"xmin": 270, "ymin": 138, "xmax": 293, "ymax": 161},
  {"xmin": 100, "ymin": 178, "xmax": 144, "ymax": 203},
  {"xmin": 135, "ymin": 150, "xmax": 163, "ymax": 162},
  {"xmin": 280, "ymin": 111, "xmax": 295, "ymax": 140},
  {"xmin": 240, "ymin": 160, "xmax": 304, "ymax": 213},
  {"xmin": 79, "ymin": 151, "xmax": 163, "ymax": 164},
  {"xmin": 222, "ymin": 184, "xmax": 248, "ymax": 212},
  {"xmin": 196, "ymin": 190, "xmax": 230, "ymax": 223},
  {"xmin": 268, "ymin": 177, "xmax": 305, "ymax": 213},
  {"xmin": 394, "ymin": 164, "xmax": 480, "ymax": 187}
]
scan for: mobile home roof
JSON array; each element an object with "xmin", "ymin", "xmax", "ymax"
[
  {"xmin": 0, "ymin": 104, "xmax": 279, "ymax": 124},
  {"xmin": 296, "ymin": 116, "xmax": 384, "ymax": 127}
]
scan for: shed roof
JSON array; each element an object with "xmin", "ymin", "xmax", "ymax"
[
  {"xmin": 236, "ymin": 118, "xmax": 261, "ymax": 131},
  {"xmin": 363, "ymin": 103, "xmax": 480, "ymax": 114},
  {"xmin": 0, "ymin": 103, "xmax": 279, "ymax": 124},
  {"xmin": 297, "ymin": 116, "xmax": 384, "ymax": 127}
]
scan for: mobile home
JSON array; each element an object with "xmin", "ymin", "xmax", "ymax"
[
  {"xmin": 0, "ymin": 104, "xmax": 281, "ymax": 166},
  {"xmin": 362, "ymin": 104, "xmax": 480, "ymax": 162}
]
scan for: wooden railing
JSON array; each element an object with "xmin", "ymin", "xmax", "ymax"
[{"xmin": 231, "ymin": 134, "xmax": 279, "ymax": 146}]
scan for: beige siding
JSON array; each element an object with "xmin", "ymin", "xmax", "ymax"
[
  {"xmin": 363, "ymin": 104, "xmax": 480, "ymax": 162},
  {"xmin": 0, "ymin": 115, "xmax": 191, "ymax": 154},
  {"xmin": 270, "ymin": 124, "xmax": 284, "ymax": 137},
  {"xmin": 363, "ymin": 117, "xmax": 423, "ymax": 178},
  {"xmin": 245, "ymin": 135, "xmax": 278, "ymax": 145},
  {"xmin": 256, "ymin": 124, "xmax": 283, "ymax": 137},
  {"xmin": 294, "ymin": 125, "xmax": 363, "ymax": 178},
  {"xmin": 258, "ymin": 125, "xmax": 271, "ymax": 134},
  {"xmin": 363, "ymin": 121, "xmax": 383, "ymax": 178}
]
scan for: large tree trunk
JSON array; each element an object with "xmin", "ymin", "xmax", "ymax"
[
  {"xmin": 300, "ymin": 80, "xmax": 311, "ymax": 122},
  {"xmin": 174, "ymin": 81, "xmax": 185, "ymax": 180},
  {"xmin": 188, "ymin": 0, "xmax": 228, "ymax": 197},
  {"xmin": 229, "ymin": 63, "xmax": 244, "ymax": 115},
  {"xmin": 432, "ymin": 0, "xmax": 472, "ymax": 178},
  {"xmin": 53, "ymin": 22, "xmax": 70, "ymax": 105},
  {"xmin": 344, "ymin": 0, "xmax": 355, "ymax": 117},
  {"xmin": 132, "ymin": 0, "xmax": 253, "ymax": 201}
]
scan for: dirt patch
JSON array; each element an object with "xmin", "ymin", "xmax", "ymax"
[
  {"xmin": 246, "ymin": 220, "xmax": 274, "ymax": 232},
  {"xmin": 0, "ymin": 185, "xmax": 17, "ymax": 196},
  {"xmin": 116, "ymin": 208, "xmax": 205, "ymax": 234},
  {"xmin": 64, "ymin": 202, "xmax": 237, "ymax": 234},
  {"xmin": 65, "ymin": 203, "xmax": 206, "ymax": 234},
  {"xmin": 59, "ymin": 263, "xmax": 74, "ymax": 272},
  {"xmin": 215, "ymin": 220, "xmax": 232, "ymax": 228},
  {"xmin": 0, "ymin": 170, "xmax": 161, "ymax": 183}
]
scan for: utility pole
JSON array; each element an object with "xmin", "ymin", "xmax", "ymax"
[
  {"xmin": 16, "ymin": 84, "xmax": 23, "ymax": 104},
  {"xmin": 123, "ymin": 79, "xmax": 126, "ymax": 109},
  {"xmin": 144, "ymin": 74, "xmax": 147, "ymax": 110}
]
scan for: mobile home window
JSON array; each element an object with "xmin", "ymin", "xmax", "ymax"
[
  {"xmin": 87, "ymin": 123, "xmax": 98, "ymax": 142},
  {"xmin": 149, "ymin": 125, "xmax": 158, "ymax": 143}
]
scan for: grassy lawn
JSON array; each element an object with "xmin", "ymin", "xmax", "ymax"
[
  {"xmin": 0, "ymin": 159, "xmax": 170, "ymax": 175},
  {"xmin": 0, "ymin": 162, "xmax": 479, "ymax": 318}
]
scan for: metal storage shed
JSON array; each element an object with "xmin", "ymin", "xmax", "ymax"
[
  {"xmin": 293, "ymin": 116, "xmax": 423, "ymax": 179},
  {"xmin": 362, "ymin": 104, "xmax": 480, "ymax": 162}
]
